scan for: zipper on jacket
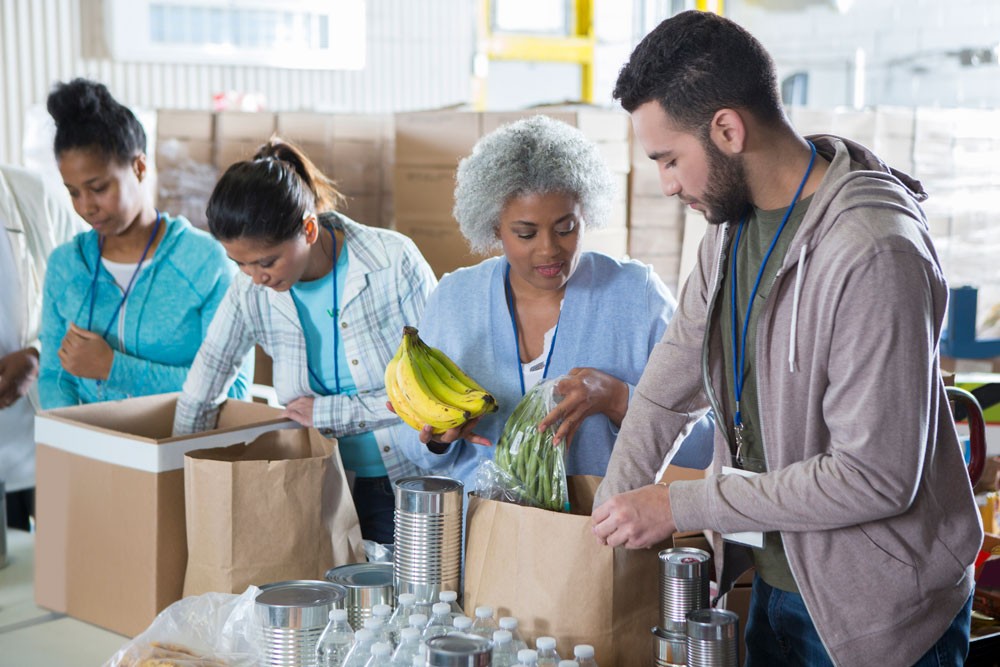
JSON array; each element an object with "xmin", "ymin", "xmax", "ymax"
[{"xmin": 702, "ymin": 223, "xmax": 734, "ymax": 457}]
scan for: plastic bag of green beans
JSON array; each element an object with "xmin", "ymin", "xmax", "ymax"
[{"xmin": 491, "ymin": 377, "xmax": 570, "ymax": 512}]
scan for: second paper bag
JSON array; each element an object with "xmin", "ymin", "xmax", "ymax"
[
  {"xmin": 464, "ymin": 475, "xmax": 667, "ymax": 664},
  {"xmin": 183, "ymin": 426, "xmax": 364, "ymax": 596}
]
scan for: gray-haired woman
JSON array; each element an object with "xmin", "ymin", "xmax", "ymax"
[{"xmin": 394, "ymin": 115, "xmax": 713, "ymax": 497}]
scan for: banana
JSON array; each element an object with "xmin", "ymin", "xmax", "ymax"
[
  {"xmin": 395, "ymin": 327, "xmax": 471, "ymax": 430},
  {"xmin": 423, "ymin": 342, "xmax": 491, "ymax": 395},
  {"xmin": 384, "ymin": 344, "xmax": 426, "ymax": 432},
  {"xmin": 414, "ymin": 342, "xmax": 496, "ymax": 417}
]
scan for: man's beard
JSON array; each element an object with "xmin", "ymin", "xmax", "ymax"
[{"xmin": 701, "ymin": 138, "xmax": 753, "ymax": 226}]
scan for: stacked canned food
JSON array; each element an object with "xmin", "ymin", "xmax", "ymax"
[
  {"xmin": 653, "ymin": 547, "xmax": 739, "ymax": 667},
  {"xmin": 254, "ymin": 580, "xmax": 348, "ymax": 667}
]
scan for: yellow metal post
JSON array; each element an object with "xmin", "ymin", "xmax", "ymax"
[
  {"xmin": 475, "ymin": 0, "xmax": 596, "ymax": 109},
  {"xmin": 695, "ymin": 0, "xmax": 725, "ymax": 14}
]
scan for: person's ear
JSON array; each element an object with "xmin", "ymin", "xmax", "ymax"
[
  {"xmin": 302, "ymin": 213, "xmax": 319, "ymax": 243},
  {"xmin": 708, "ymin": 108, "xmax": 747, "ymax": 155},
  {"xmin": 133, "ymin": 153, "xmax": 148, "ymax": 182}
]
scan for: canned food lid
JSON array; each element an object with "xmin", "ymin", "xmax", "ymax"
[
  {"xmin": 686, "ymin": 608, "xmax": 739, "ymax": 641},
  {"xmin": 324, "ymin": 562, "xmax": 394, "ymax": 587},
  {"xmin": 660, "ymin": 547, "xmax": 710, "ymax": 565},
  {"xmin": 255, "ymin": 580, "xmax": 347, "ymax": 608},
  {"xmin": 395, "ymin": 476, "xmax": 464, "ymax": 494}
]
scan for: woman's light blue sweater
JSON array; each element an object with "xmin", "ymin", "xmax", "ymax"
[
  {"xmin": 396, "ymin": 252, "xmax": 714, "ymax": 498},
  {"xmin": 39, "ymin": 214, "xmax": 250, "ymax": 407}
]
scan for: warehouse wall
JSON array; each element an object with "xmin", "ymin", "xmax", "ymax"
[
  {"xmin": 727, "ymin": 0, "xmax": 1000, "ymax": 109},
  {"xmin": 0, "ymin": 0, "xmax": 476, "ymax": 166}
]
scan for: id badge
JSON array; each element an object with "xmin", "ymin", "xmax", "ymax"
[{"xmin": 720, "ymin": 466, "xmax": 765, "ymax": 549}]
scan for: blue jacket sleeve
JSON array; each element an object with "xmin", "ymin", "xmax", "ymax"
[{"xmin": 38, "ymin": 247, "xmax": 80, "ymax": 408}]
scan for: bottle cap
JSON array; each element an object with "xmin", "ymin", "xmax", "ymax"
[
  {"xmin": 439, "ymin": 590, "xmax": 458, "ymax": 602},
  {"xmin": 499, "ymin": 616, "xmax": 518, "ymax": 630},
  {"xmin": 536, "ymin": 636, "xmax": 557, "ymax": 650},
  {"xmin": 408, "ymin": 613, "xmax": 428, "ymax": 627},
  {"xmin": 432, "ymin": 602, "xmax": 451, "ymax": 615},
  {"xmin": 517, "ymin": 649, "xmax": 538, "ymax": 661},
  {"xmin": 453, "ymin": 615, "xmax": 473, "ymax": 629},
  {"xmin": 329, "ymin": 608, "xmax": 348, "ymax": 621},
  {"xmin": 475, "ymin": 606, "xmax": 493, "ymax": 619},
  {"xmin": 372, "ymin": 603, "xmax": 392, "ymax": 618},
  {"xmin": 355, "ymin": 628, "xmax": 374, "ymax": 641},
  {"xmin": 398, "ymin": 593, "xmax": 417, "ymax": 605},
  {"xmin": 400, "ymin": 627, "xmax": 420, "ymax": 641},
  {"xmin": 558, "ymin": 662, "xmax": 578, "ymax": 667},
  {"xmin": 372, "ymin": 642, "xmax": 392, "ymax": 657},
  {"xmin": 493, "ymin": 630, "xmax": 513, "ymax": 644},
  {"xmin": 574, "ymin": 644, "xmax": 595, "ymax": 658}
]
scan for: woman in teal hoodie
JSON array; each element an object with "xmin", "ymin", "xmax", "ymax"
[{"xmin": 38, "ymin": 78, "xmax": 250, "ymax": 407}]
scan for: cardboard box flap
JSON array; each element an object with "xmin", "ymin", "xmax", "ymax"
[{"xmin": 35, "ymin": 394, "xmax": 296, "ymax": 473}]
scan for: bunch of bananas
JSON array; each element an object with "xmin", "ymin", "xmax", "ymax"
[{"xmin": 386, "ymin": 326, "xmax": 497, "ymax": 434}]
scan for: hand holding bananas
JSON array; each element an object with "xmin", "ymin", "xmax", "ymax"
[
  {"xmin": 385, "ymin": 327, "xmax": 498, "ymax": 438},
  {"xmin": 535, "ymin": 367, "xmax": 630, "ymax": 446}
]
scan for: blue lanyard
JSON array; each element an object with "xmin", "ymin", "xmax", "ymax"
[
  {"xmin": 87, "ymin": 211, "xmax": 162, "ymax": 340},
  {"xmin": 504, "ymin": 263, "xmax": 561, "ymax": 396},
  {"xmin": 308, "ymin": 226, "xmax": 342, "ymax": 396},
  {"xmin": 730, "ymin": 141, "xmax": 816, "ymax": 461}
]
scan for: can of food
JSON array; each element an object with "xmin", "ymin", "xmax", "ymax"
[
  {"xmin": 659, "ymin": 547, "xmax": 711, "ymax": 634},
  {"xmin": 393, "ymin": 476, "xmax": 464, "ymax": 606},
  {"xmin": 653, "ymin": 626, "xmax": 687, "ymax": 666},
  {"xmin": 324, "ymin": 562, "xmax": 394, "ymax": 630},
  {"xmin": 254, "ymin": 579, "xmax": 348, "ymax": 667},
  {"xmin": 425, "ymin": 633, "xmax": 492, "ymax": 666},
  {"xmin": 685, "ymin": 609, "xmax": 739, "ymax": 667}
]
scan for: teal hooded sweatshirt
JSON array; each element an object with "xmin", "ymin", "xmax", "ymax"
[{"xmin": 39, "ymin": 213, "xmax": 250, "ymax": 407}]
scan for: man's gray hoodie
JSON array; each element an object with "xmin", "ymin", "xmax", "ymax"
[{"xmin": 597, "ymin": 135, "xmax": 983, "ymax": 666}]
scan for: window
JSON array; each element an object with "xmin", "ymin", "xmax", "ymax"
[{"xmin": 105, "ymin": 0, "xmax": 365, "ymax": 70}]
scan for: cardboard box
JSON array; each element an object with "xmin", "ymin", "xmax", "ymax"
[
  {"xmin": 156, "ymin": 110, "xmax": 215, "ymax": 142},
  {"xmin": 481, "ymin": 108, "xmax": 629, "ymax": 143},
  {"xmin": 215, "ymin": 141, "xmax": 262, "ymax": 172},
  {"xmin": 34, "ymin": 394, "xmax": 293, "ymax": 637},
  {"xmin": 276, "ymin": 112, "xmax": 389, "ymax": 144},
  {"xmin": 393, "ymin": 166, "xmax": 457, "ymax": 222},
  {"xmin": 395, "ymin": 110, "xmax": 481, "ymax": 167},
  {"xmin": 398, "ymin": 219, "xmax": 495, "ymax": 277},
  {"xmin": 215, "ymin": 111, "xmax": 276, "ymax": 142}
]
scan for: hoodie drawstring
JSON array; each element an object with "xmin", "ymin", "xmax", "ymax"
[{"xmin": 789, "ymin": 244, "xmax": 808, "ymax": 373}]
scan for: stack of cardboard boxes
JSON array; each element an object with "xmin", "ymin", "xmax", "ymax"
[
  {"xmin": 393, "ymin": 107, "xmax": 631, "ymax": 277},
  {"xmin": 276, "ymin": 112, "xmax": 394, "ymax": 229},
  {"xmin": 155, "ymin": 111, "xmax": 217, "ymax": 229},
  {"xmin": 628, "ymin": 134, "xmax": 687, "ymax": 293}
]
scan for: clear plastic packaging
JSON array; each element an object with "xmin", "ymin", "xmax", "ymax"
[{"xmin": 483, "ymin": 377, "xmax": 570, "ymax": 511}]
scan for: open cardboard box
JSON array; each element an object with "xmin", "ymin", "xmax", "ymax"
[{"xmin": 34, "ymin": 393, "xmax": 293, "ymax": 637}]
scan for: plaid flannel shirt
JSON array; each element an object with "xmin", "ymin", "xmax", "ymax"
[{"xmin": 174, "ymin": 212, "xmax": 435, "ymax": 482}]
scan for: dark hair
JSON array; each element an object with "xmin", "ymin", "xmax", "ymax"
[
  {"xmin": 613, "ymin": 11, "xmax": 783, "ymax": 133},
  {"xmin": 206, "ymin": 137, "xmax": 345, "ymax": 244},
  {"xmin": 47, "ymin": 78, "xmax": 146, "ymax": 163}
]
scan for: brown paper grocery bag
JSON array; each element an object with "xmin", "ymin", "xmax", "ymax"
[
  {"xmin": 464, "ymin": 475, "xmax": 667, "ymax": 664},
  {"xmin": 182, "ymin": 426, "xmax": 364, "ymax": 596}
]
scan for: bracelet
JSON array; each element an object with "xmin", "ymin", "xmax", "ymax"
[{"xmin": 655, "ymin": 480, "xmax": 669, "ymax": 488}]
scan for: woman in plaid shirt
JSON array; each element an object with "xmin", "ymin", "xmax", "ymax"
[{"xmin": 174, "ymin": 138, "xmax": 436, "ymax": 544}]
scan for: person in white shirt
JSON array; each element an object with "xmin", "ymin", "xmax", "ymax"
[{"xmin": 0, "ymin": 164, "xmax": 83, "ymax": 530}]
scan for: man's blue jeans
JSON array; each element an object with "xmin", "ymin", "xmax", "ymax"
[{"xmin": 744, "ymin": 575, "xmax": 972, "ymax": 666}]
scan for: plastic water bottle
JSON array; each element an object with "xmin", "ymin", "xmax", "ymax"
[
  {"xmin": 535, "ymin": 636, "xmax": 561, "ymax": 667},
  {"xmin": 387, "ymin": 594, "xmax": 418, "ymax": 645},
  {"xmin": 438, "ymin": 590, "xmax": 464, "ymax": 618},
  {"xmin": 491, "ymin": 629, "xmax": 518, "ymax": 667},
  {"xmin": 363, "ymin": 641, "xmax": 394, "ymax": 667},
  {"xmin": 517, "ymin": 648, "xmax": 539, "ymax": 666},
  {"xmin": 364, "ymin": 617, "xmax": 393, "ymax": 649},
  {"xmin": 372, "ymin": 604, "xmax": 394, "ymax": 645},
  {"xmin": 573, "ymin": 644, "xmax": 598, "ymax": 666},
  {"xmin": 406, "ymin": 613, "xmax": 428, "ymax": 633},
  {"xmin": 557, "ymin": 661, "xmax": 578, "ymax": 667},
  {"xmin": 422, "ymin": 602, "xmax": 453, "ymax": 641},
  {"xmin": 390, "ymin": 626, "xmax": 422, "ymax": 667},
  {"xmin": 410, "ymin": 642, "xmax": 427, "ymax": 667},
  {"xmin": 316, "ymin": 608, "xmax": 355, "ymax": 667},
  {"xmin": 342, "ymin": 628, "xmax": 377, "ymax": 667},
  {"xmin": 471, "ymin": 605, "xmax": 498, "ymax": 639},
  {"xmin": 449, "ymin": 615, "xmax": 473, "ymax": 635},
  {"xmin": 499, "ymin": 617, "xmax": 528, "ymax": 652}
]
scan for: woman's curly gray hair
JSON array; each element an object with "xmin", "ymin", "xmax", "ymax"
[{"xmin": 454, "ymin": 114, "xmax": 617, "ymax": 254}]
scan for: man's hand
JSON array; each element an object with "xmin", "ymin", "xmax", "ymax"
[
  {"xmin": 283, "ymin": 396, "xmax": 316, "ymax": 427},
  {"xmin": 0, "ymin": 348, "xmax": 40, "ymax": 408},
  {"xmin": 591, "ymin": 483, "xmax": 677, "ymax": 548},
  {"xmin": 58, "ymin": 324, "xmax": 113, "ymax": 380}
]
